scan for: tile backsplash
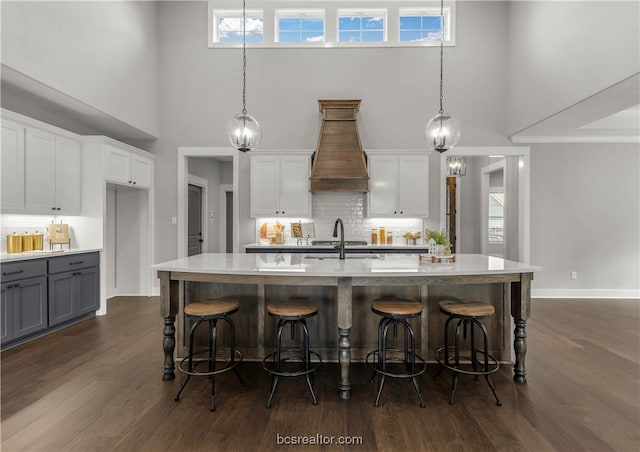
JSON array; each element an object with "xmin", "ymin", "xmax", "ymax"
[{"xmin": 255, "ymin": 192, "xmax": 424, "ymax": 244}]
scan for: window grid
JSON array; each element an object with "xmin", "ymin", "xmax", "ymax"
[
  {"xmin": 214, "ymin": 9, "xmax": 264, "ymax": 44},
  {"xmin": 209, "ymin": 2, "xmax": 456, "ymax": 48},
  {"xmin": 337, "ymin": 9, "xmax": 387, "ymax": 43},
  {"xmin": 276, "ymin": 9, "xmax": 325, "ymax": 44}
]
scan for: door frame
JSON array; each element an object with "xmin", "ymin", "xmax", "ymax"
[
  {"xmin": 187, "ymin": 174, "xmax": 208, "ymax": 254},
  {"xmin": 439, "ymin": 146, "xmax": 530, "ymax": 263},
  {"xmin": 219, "ymin": 184, "xmax": 233, "ymax": 252},
  {"xmin": 480, "ymin": 159, "xmax": 507, "ymax": 257},
  {"xmin": 177, "ymin": 147, "xmax": 244, "ymax": 259}
]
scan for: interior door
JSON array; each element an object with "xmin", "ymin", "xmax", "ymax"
[
  {"xmin": 188, "ymin": 184, "xmax": 203, "ymax": 256},
  {"xmin": 481, "ymin": 160, "xmax": 506, "ymax": 258}
]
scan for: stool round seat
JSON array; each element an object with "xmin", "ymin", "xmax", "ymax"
[
  {"xmin": 439, "ymin": 300, "xmax": 494, "ymax": 317},
  {"xmin": 263, "ymin": 302, "xmax": 321, "ymax": 408},
  {"xmin": 367, "ymin": 297, "xmax": 426, "ymax": 408},
  {"xmin": 174, "ymin": 298, "xmax": 244, "ymax": 412},
  {"xmin": 267, "ymin": 303, "xmax": 318, "ymax": 318},
  {"xmin": 372, "ymin": 299, "xmax": 423, "ymax": 317},
  {"xmin": 185, "ymin": 299, "xmax": 240, "ymax": 317},
  {"xmin": 435, "ymin": 300, "xmax": 501, "ymax": 406}
]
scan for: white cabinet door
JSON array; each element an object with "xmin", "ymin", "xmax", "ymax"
[
  {"xmin": 279, "ymin": 156, "xmax": 311, "ymax": 216},
  {"xmin": 54, "ymin": 137, "xmax": 82, "ymax": 214},
  {"xmin": 25, "ymin": 128, "xmax": 56, "ymax": 213},
  {"xmin": 397, "ymin": 156, "xmax": 428, "ymax": 216},
  {"xmin": 104, "ymin": 144, "xmax": 131, "ymax": 184},
  {"xmin": 368, "ymin": 156, "xmax": 397, "ymax": 216},
  {"xmin": 131, "ymin": 154, "xmax": 153, "ymax": 188},
  {"xmin": 250, "ymin": 156, "xmax": 280, "ymax": 216},
  {"xmin": 367, "ymin": 154, "xmax": 429, "ymax": 217},
  {"xmin": 1, "ymin": 120, "xmax": 25, "ymax": 212}
]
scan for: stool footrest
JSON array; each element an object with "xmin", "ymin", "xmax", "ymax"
[
  {"xmin": 366, "ymin": 349, "xmax": 426, "ymax": 379},
  {"xmin": 435, "ymin": 346, "xmax": 499, "ymax": 376},
  {"xmin": 176, "ymin": 348, "xmax": 243, "ymax": 377},
  {"xmin": 262, "ymin": 348, "xmax": 322, "ymax": 378}
]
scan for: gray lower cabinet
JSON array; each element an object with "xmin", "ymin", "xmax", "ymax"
[
  {"xmin": 1, "ymin": 252, "xmax": 99, "ymax": 348},
  {"xmin": 1, "ymin": 260, "xmax": 48, "ymax": 344},
  {"xmin": 48, "ymin": 253, "xmax": 99, "ymax": 327}
]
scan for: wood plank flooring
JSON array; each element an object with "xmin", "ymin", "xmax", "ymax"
[{"xmin": 1, "ymin": 296, "xmax": 638, "ymax": 451}]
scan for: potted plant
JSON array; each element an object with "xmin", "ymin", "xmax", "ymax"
[
  {"xmin": 424, "ymin": 229, "xmax": 451, "ymax": 255},
  {"xmin": 402, "ymin": 231, "xmax": 421, "ymax": 245}
]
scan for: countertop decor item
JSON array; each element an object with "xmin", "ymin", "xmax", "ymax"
[
  {"xmin": 424, "ymin": 0, "xmax": 461, "ymax": 153},
  {"xmin": 225, "ymin": 0, "xmax": 262, "ymax": 152}
]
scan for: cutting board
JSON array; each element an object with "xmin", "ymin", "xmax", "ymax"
[{"xmin": 48, "ymin": 224, "xmax": 69, "ymax": 244}]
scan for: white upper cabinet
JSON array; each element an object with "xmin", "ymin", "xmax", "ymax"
[
  {"xmin": 24, "ymin": 128, "xmax": 81, "ymax": 215},
  {"xmin": 104, "ymin": 143, "xmax": 153, "ymax": 188},
  {"xmin": 250, "ymin": 154, "xmax": 311, "ymax": 217},
  {"xmin": 367, "ymin": 152, "xmax": 429, "ymax": 217},
  {"xmin": 1, "ymin": 119, "xmax": 25, "ymax": 212}
]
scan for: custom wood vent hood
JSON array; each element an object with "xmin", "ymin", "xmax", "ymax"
[{"xmin": 309, "ymin": 99, "xmax": 369, "ymax": 192}]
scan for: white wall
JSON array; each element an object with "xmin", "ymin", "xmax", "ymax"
[
  {"xmin": 506, "ymin": 1, "xmax": 640, "ymax": 135},
  {"xmin": 1, "ymin": 1, "xmax": 160, "ymax": 138},
  {"xmin": 530, "ymin": 143, "xmax": 639, "ymax": 297},
  {"xmin": 153, "ymin": 0, "xmax": 510, "ymax": 263}
]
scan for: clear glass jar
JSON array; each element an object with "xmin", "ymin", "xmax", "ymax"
[
  {"xmin": 370, "ymin": 229, "xmax": 378, "ymax": 245},
  {"xmin": 379, "ymin": 227, "xmax": 386, "ymax": 245},
  {"xmin": 386, "ymin": 231, "xmax": 393, "ymax": 245}
]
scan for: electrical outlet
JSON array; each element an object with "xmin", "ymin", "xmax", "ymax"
[
  {"xmin": 210, "ymin": 210, "xmax": 216, "ymax": 218},
  {"xmin": 571, "ymin": 271, "xmax": 577, "ymax": 280}
]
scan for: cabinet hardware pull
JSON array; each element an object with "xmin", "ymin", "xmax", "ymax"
[
  {"xmin": 51, "ymin": 207, "xmax": 56, "ymax": 210},
  {"xmin": 3, "ymin": 270, "xmax": 24, "ymax": 276},
  {"xmin": 14, "ymin": 283, "xmax": 20, "ymax": 288},
  {"xmin": 69, "ymin": 261, "xmax": 84, "ymax": 266}
]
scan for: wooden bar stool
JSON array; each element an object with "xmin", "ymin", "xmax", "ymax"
[
  {"xmin": 262, "ymin": 302, "xmax": 321, "ymax": 408},
  {"xmin": 174, "ymin": 298, "xmax": 244, "ymax": 411},
  {"xmin": 366, "ymin": 298, "xmax": 426, "ymax": 407},
  {"xmin": 435, "ymin": 300, "xmax": 501, "ymax": 405}
]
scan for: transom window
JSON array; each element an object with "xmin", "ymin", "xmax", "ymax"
[
  {"xmin": 213, "ymin": 9, "xmax": 264, "ymax": 44},
  {"xmin": 209, "ymin": 1, "xmax": 456, "ymax": 48},
  {"xmin": 337, "ymin": 9, "xmax": 386, "ymax": 43},
  {"xmin": 399, "ymin": 8, "xmax": 449, "ymax": 42},
  {"xmin": 276, "ymin": 9, "xmax": 325, "ymax": 43}
]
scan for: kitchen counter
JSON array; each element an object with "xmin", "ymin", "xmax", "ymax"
[
  {"xmin": 152, "ymin": 253, "xmax": 541, "ymax": 399},
  {"xmin": 1, "ymin": 248, "xmax": 102, "ymax": 263}
]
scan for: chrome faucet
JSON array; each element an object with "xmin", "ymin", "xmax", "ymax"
[{"xmin": 332, "ymin": 218, "xmax": 345, "ymax": 260}]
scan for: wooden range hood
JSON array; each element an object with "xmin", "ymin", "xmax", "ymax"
[{"xmin": 309, "ymin": 100, "xmax": 369, "ymax": 192}]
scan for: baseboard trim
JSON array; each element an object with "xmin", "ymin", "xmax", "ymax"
[{"xmin": 532, "ymin": 289, "xmax": 640, "ymax": 299}]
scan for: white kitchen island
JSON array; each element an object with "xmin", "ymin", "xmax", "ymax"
[{"xmin": 152, "ymin": 253, "xmax": 541, "ymax": 399}]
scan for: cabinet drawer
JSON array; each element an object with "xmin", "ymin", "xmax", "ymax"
[
  {"xmin": 48, "ymin": 252, "xmax": 99, "ymax": 274},
  {"xmin": 1, "ymin": 260, "xmax": 47, "ymax": 282}
]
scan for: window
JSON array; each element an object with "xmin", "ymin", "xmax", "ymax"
[
  {"xmin": 276, "ymin": 9, "xmax": 325, "ymax": 43},
  {"xmin": 399, "ymin": 8, "xmax": 450, "ymax": 42},
  {"xmin": 338, "ymin": 9, "xmax": 386, "ymax": 43},
  {"xmin": 213, "ymin": 9, "xmax": 264, "ymax": 44},
  {"xmin": 488, "ymin": 192, "xmax": 504, "ymax": 243},
  {"xmin": 208, "ymin": 2, "xmax": 456, "ymax": 48}
]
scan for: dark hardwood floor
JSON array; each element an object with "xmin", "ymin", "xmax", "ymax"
[{"xmin": 2, "ymin": 296, "xmax": 639, "ymax": 451}]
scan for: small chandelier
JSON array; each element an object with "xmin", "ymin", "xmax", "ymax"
[
  {"xmin": 424, "ymin": 0, "xmax": 461, "ymax": 153},
  {"xmin": 225, "ymin": 0, "xmax": 262, "ymax": 152},
  {"xmin": 447, "ymin": 156, "xmax": 466, "ymax": 177}
]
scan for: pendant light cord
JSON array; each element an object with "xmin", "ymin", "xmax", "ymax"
[
  {"xmin": 242, "ymin": 0, "xmax": 247, "ymax": 115},
  {"xmin": 438, "ymin": 0, "xmax": 444, "ymax": 115}
]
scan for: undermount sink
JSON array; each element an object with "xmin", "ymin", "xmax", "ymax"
[{"xmin": 304, "ymin": 255, "xmax": 380, "ymax": 260}]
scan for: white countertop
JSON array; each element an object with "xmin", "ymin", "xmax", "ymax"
[
  {"xmin": 1, "ymin": 248, "xmax": 102, "ymax": 263},
  {"xmin": 152, "ymin": 253, "xmax": 542, "ymax": 278}
]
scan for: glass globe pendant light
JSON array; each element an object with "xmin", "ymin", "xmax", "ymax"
[
  {"xmin": 424, "ymin": 0, "xmax": 461, "ymax": 153},
  {"xmin": 225, "ymin": 0, "xmax": 262, "ymax": 152}
]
